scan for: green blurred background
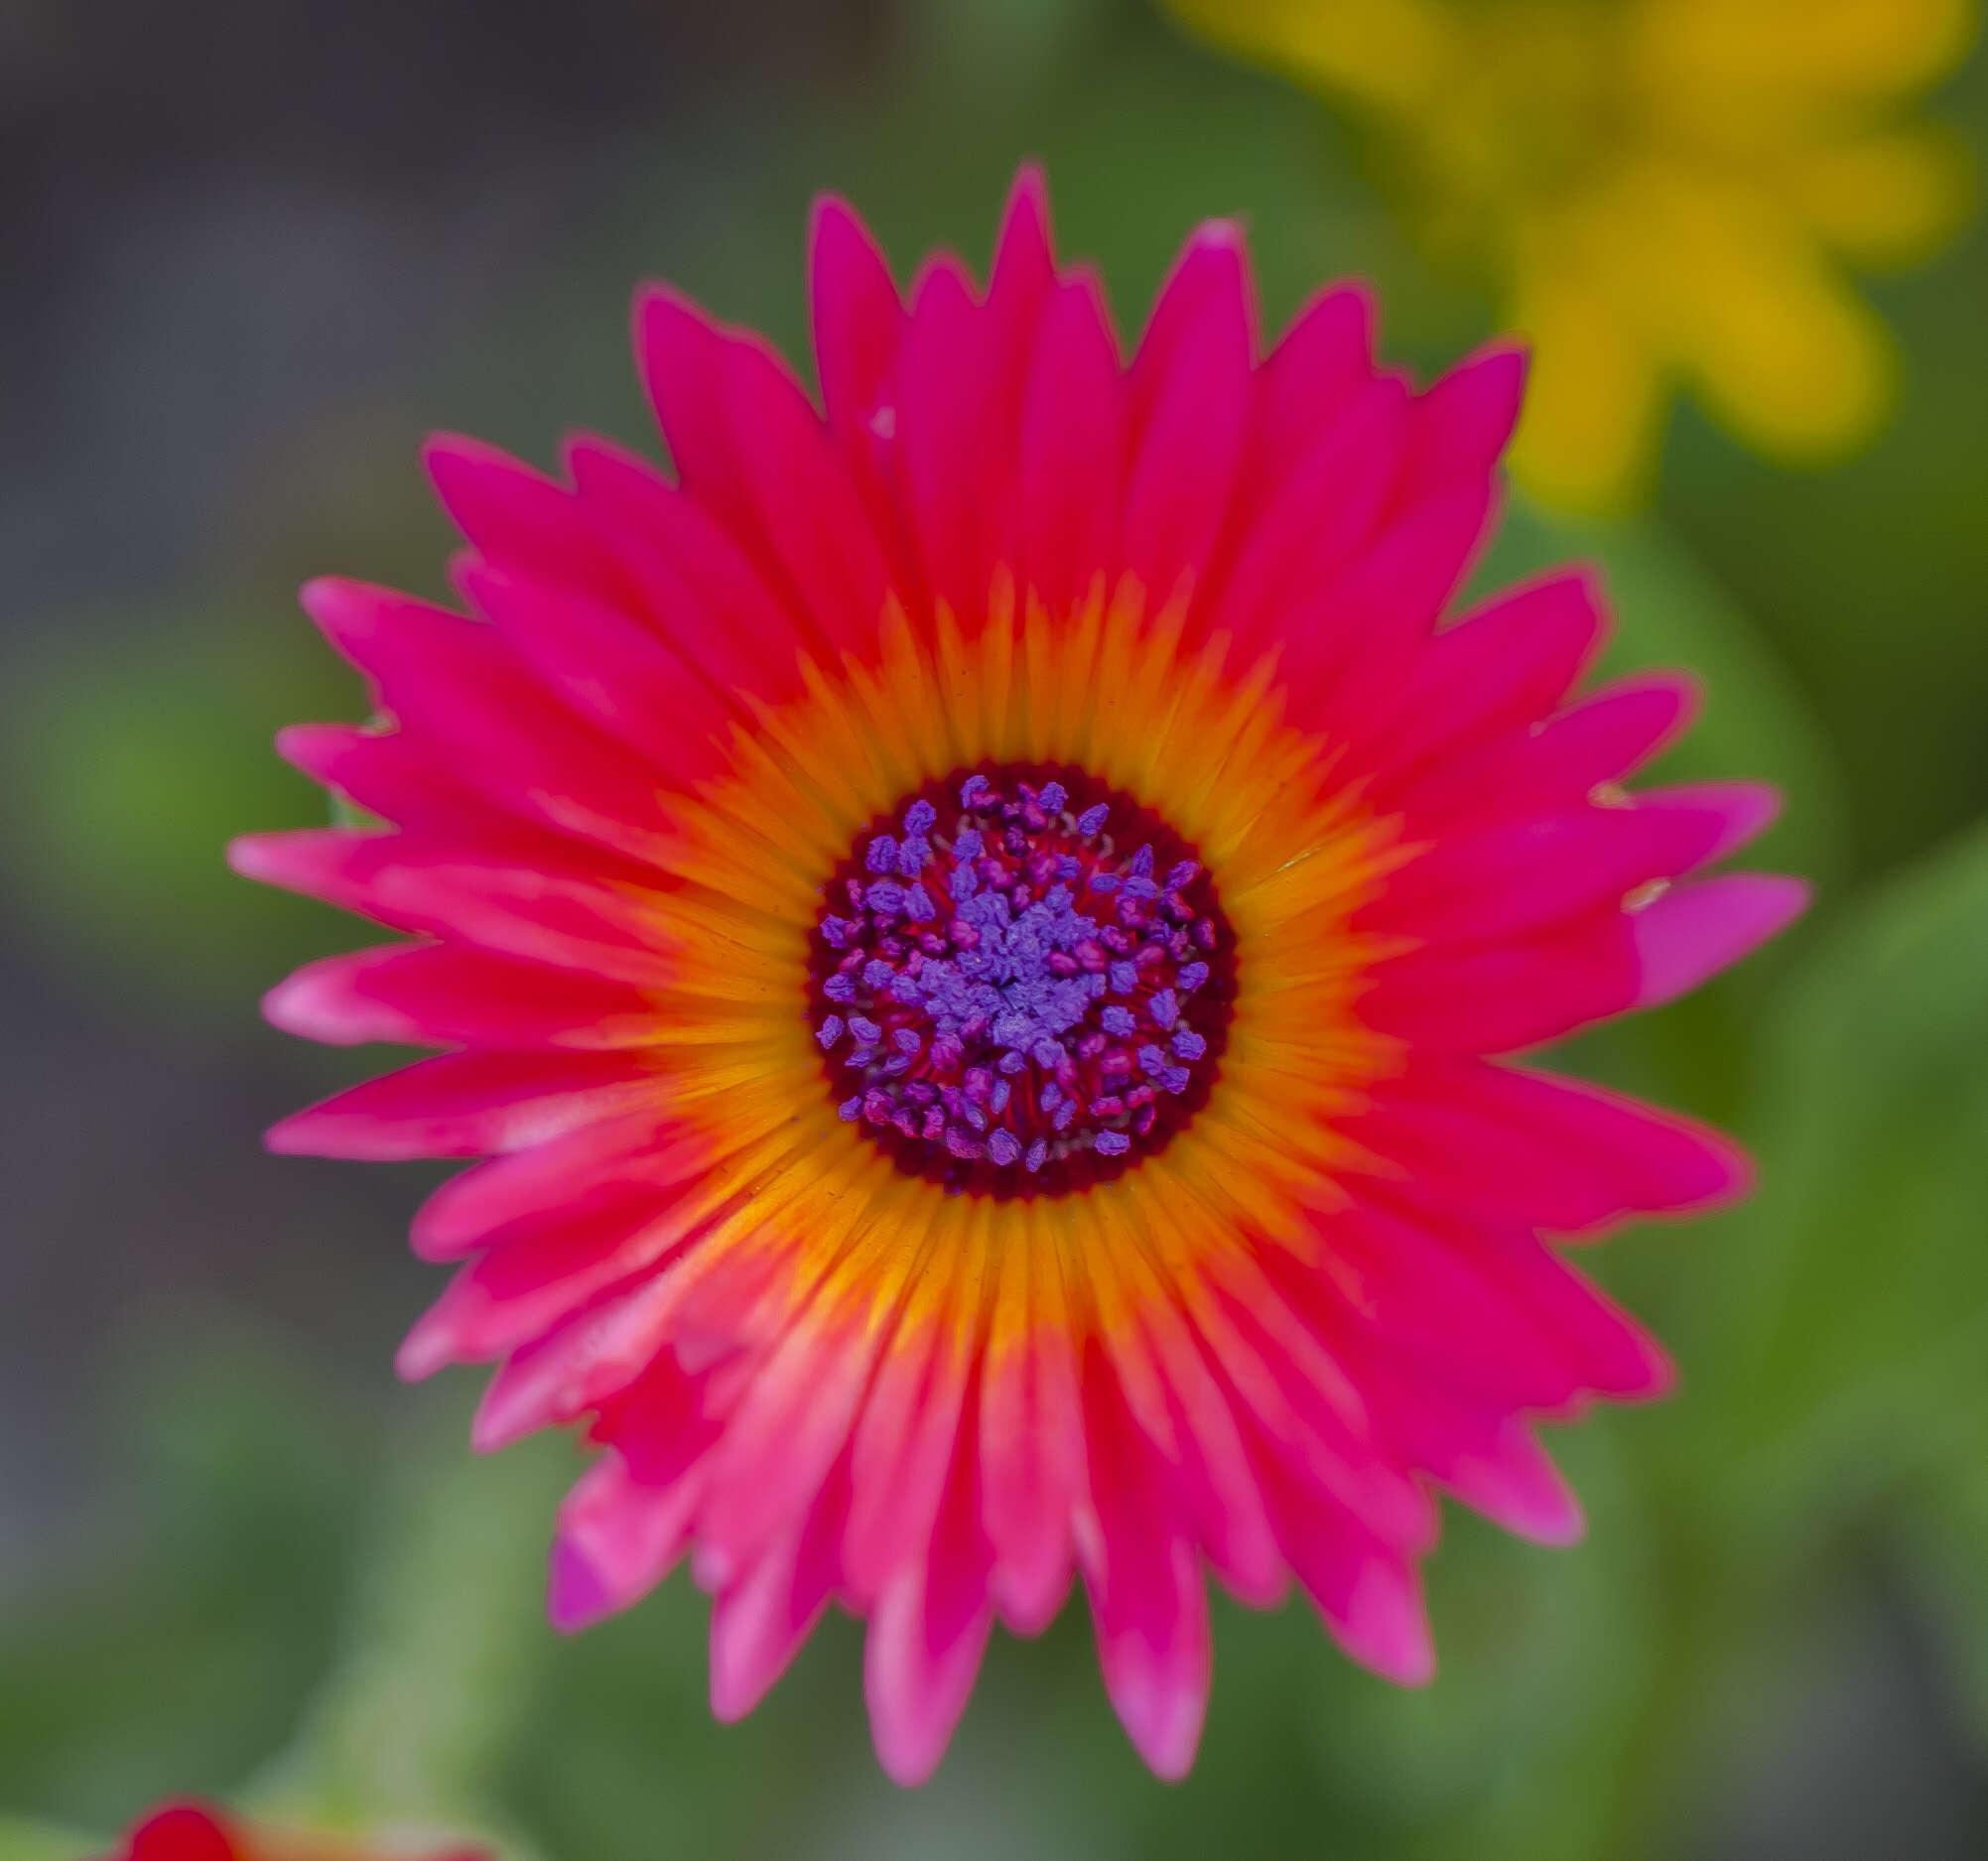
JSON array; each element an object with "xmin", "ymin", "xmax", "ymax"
[{"xmin": 2, "ymin": 1, "xmax": 1985, "ymax": 1856}]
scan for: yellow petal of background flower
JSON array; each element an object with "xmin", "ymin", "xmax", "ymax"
[
  {"xmin": 1776, "ymin": 126, "xmax": 1978, "ymax": 266},
  {"xmin": 1162, "ymin": 0, "xmax": 1458, "ymax": 112},
  {"xmin": 1630, "ymin": 167, "xmax": 1899, "ymax": 459},
  {"xmin": 1636, "ymin": 0, "xmax": 1978, "ymax": 102},
  {"xmin": 1505, "ymin": 238, "xmax": 1666, "ymax": 516}
]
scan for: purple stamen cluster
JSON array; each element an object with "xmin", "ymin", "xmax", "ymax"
[{"xmin": 812, "ymin": 768, "xmax": 1229, "ymax": 1189}]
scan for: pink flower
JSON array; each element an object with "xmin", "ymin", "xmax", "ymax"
[{"xmin": 234, "ymin": 169, "xmax": 1806, "ymax": 1784}]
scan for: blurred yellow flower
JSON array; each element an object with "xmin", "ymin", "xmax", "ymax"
[{"xmin": 1165, "ymin": 0, "xmax": 1979, "ymax": 511}]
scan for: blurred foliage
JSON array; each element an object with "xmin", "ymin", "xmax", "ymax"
[{"xmin": 3, "ymin": 0, "xmax": 1986, "ymax": 1857}]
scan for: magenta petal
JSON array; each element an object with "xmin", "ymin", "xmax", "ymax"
[
  {"xmin": 264, "ymin": 1050, "xmax": 663, "ymax": 1160},
  {"xmin": 1392, "ymin": 669, "xmax": 1698, "ymax": 830},
  {"xmin": 424, "ymin": 434, "xmax": 630, "ymax": 610},
  {"xmin": 1349, "ymin": 1057, "xmax": 1751, "ymax": 1233},
  {"xmin": 461, "ymin": 562, "xmax": 726, "ymax": 782},
  {"xmin": 1359, "ymin": 909, "xmax": 1639, "ymax": 1053},
  {"xmin": 1282, "ymin": 479, "xmax": 1497, "ymax": 732},
  {"xmin": 1017, "ymin": 273, "xmax": 1123, "ymax": 617},
  {"xmin": 863, "ymin": 1428, "xmax": 995, "ymax": 1787},
  {"xmin": 710, "ymin": 1460, "xmax": 847, "ymax": 1721},
  {"xmin": 1210, "ymin": 372, "xmax": 1410, "ymax": 659},
  {"xmin": 809, "ymin": 194, "xmax": 903, "ymax": 447},
  {"xmin": 1121, "ymin": 225, "xmax": 1255, "ymax": 609},
  {"xmin": 1078, "ymin": 1357, "xmax": 1211, "ymax": 1780},
  {"xmin": 1249, "ymin": 280, "xmax": 1376, "ymax": 490},
  {"xmin": 715, "ymin": 334, "xmax": 892, "ymax": 661},
  {"xmin": 980, "ymin": 1326, "xmax": 1085, "ymax": 1637},
  {"xmin": 1394, "ymin": 339, "xmax": 1528, "ymax": 503},
  {"xmin": 697, "ymin": 1317, "xmax": 881, "ymax": 1592},
  {"xmin": 1373, "ymin": 568, "xmax": 1608, "ymax": 776},
  {"xmin": 896, "ymin": 256, "xmax": 1000, "ymax": 622},
  {"xmin": 564, "ymin": 434, "xmax": 817, "ymax": 712},
  {"xmin": 262, "ymin": 943, "xmax": 657, "ymax": 1053},
  {"xmin": 1635, "ymin": 780, "xmax": 1783, "ymax": 868},
  {"xmin": 298, "ymin": 577, "xmax": 677, "ymax": 864},
  {"xmin": 1370, "ymin": 799, "xmax": 1731, "ymax": 946},
  {"xmin": 549, "ymin": 1453, "xmax": 701, "ymax": 1631},
  {"xmin": 1634, "ymin": 872, "xmax": 1811, "ymax": 1007}
]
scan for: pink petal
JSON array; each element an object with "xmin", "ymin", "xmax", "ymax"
[
  {"xmin": 299, "ymin": 577, "xmax": 676, "ymax": 864},
  {"xmin": 1346, "ymin": 1057, "xmax": 1752, "ymax": 1234},
  {"xmin": 1017, "ymin": 273, "xmax": 1123, "ymax": 617},
  {"xmin": 230, "ymin": 830, "xmax": 674, "ymax": 988},
  {"xmin": 710, "ymin": 1456, "xmax": 849, "ymax": 1720},
  {"xmin": 564, "ymin": 434, "xmax": 815, "ymax": 708},
  {"xmin": 262, "ymin": 942, "xmax": 660, "ymax": 1052},
  {"xmin": 1121, "ymin": 223, "xmax": 1255, "ymax": 609},
  {"xmin": 896, "ymin": 256, "xmax": 1000, "ymax": 623},
  {"xmin": 809, "ymin": 194, "xmax": 903, "ymax": 450},
  {"xmin": 1144, "ymin": 1317, "xmax": 1287, "ymax": 1606},
  {"xmin": 1371, "ymin": 568, "xmax": 1608, "ymax": 776},
  {"xmin": 424, "ymin": 434, "xmax": 632, "ymax": 610},
  {"xmin": 409, "ymin": 1113, "xmax": 702, "ymax": 1261},
  {"xmin": 1275, "ymin": 1489, "xmax": 1434, "ymax": 1685},
  {"xmin": 1462, "ymin": 1226, "xmax": 1675, "ymax": 1401},
  {"xmin": 1309, "ymin": 1201, "xmax": 1583, "ymax": 1413},
  {"xmin": 715, "ymin": 332, "xmax": 892, "ymax": 661},
  {"xmin": 1634, "ymin": 781, "xmax": 1783, "ymax": 868},
  {"xmin": 1208, "ymin": 372, "xmax": 1410, "ymax": 660},
  {"xmin": 978, "ymin": 1327, "xmax": 1084, "ymax": 1635},
  {"xmin": 808, "ymin": 195, "xmax": 915, "ymax": 598},
  {"xmin": 1393, "ymin": 340, "xmax": 1528, "ymax": 505},
  {"xmin": 1392, "ymin": 670, "xmax": 1700, "ymax": 830},
  {"xmin": 697, "ymin": 1306, "xmax": 883, "ymax": 1593},
  {"xmin": 549, "ymin": 1451, "xmax": 703, "ymax": 1631},
  {"xmin": 460, "ymin": 562, "xmax": 727, "ymax": 783},
  {"xmin": 471, "ymin": 1271, "xmax": 688, "ymax": 1450},
  {"xmin": 1248, "ymin": 281, "xmax": 1376, "ymax": 492},
  {"xmin": 843, "ymin": 1314, "xmax": 977, "ymax": 1605},
  {"xmin": 264, "ymin": 1049, "xmax": 663, "ymax": 1160},
  {"xmin": 1355, "ymin": 1352, "xmax": 1584, "ymax": 1542},
  {"xmin": 1281, "ymin": 479, "xmax": 1497, "ymax": 734},
  {"xmin": 1634, "ymin": 872, "xmax": 1811, "ymax": 1008},
  {"xmin": 1367, "ymin": 799, "xmax": 1732, "ymax": 946},
  {"xmin": 1359, "ymin": 909, "xmax": 1640, "ymax": 1054},
  {"xmin": 864, "ymin": 1422, "xmax": 995, "ymax": 1786},
  {"xmin": 399, "ymin": 1194, "xmax": 694, "ymax": 1380},
  {"xmin": 1194, "ymin": 1265, "xmax": 1437, "ymax": 1554},
  {"xmin": 1076, "ymin": 1351, "xmax": 1211, "ymax": 1780},
  {"xmin": 273, "ymin": 722, "xmax": 555, "ymax": 846}
]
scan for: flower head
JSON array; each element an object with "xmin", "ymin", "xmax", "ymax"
[
  {"xmin": 1166, "ymin": 0, "xmax": 1979, "ymax": 511},
  {"xmin": 235, "ymin": 170, "xmax": 1806, "ymax": 1783},
  {"xmin": 97, "ymin": 1800, "xmax": 486, "ymax": 1861}
]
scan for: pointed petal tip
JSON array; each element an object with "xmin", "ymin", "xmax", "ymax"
[
  {"xmin": 258, "ymin": 965, "xmax": 365, "ymax": 1046},
  {"xmin": 225, "ymin": 832, "xmax": 277, "ymax": 883},
  {"xmin": 1633, "ymin": 872, "xmax": 1811, "ymax": 1010},
  {"xmin": 547, "ymin": 1534, "xmax": 614, "ymax": 1635},
  {"xmin": 1114, "ymin": 1675, "xmax": 1208, "ymax": 1781},
  {"xmin": 393, "ymin": 1313, "xmax": 455, "ymax": 1384},
  {"xmin": 296, "ymin": 572, "xmax": 372, "ymax": 638},
  {"xmin": 261, "ymin": 1109, "xmax": 326, "ymax": 1156}
]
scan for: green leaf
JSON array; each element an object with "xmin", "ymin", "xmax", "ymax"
[
  {"xmin": 1698, "ymin": 816, "xmax": 1988, "ymax": 1559},
  {"xmin": 243, "ymin": 1394, "xmax": 569, "ymax": 1853}
]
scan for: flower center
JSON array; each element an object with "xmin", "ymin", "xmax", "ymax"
[{"xmin": 810, "ymin": 765, "xmax": 1236, "ymax": 1195}]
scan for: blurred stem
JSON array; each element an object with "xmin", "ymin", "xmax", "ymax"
[
  {"xmin": 1583, "ymin": 1488, "xmax": 1764, "ymax": 1861},
  {"xmin": 241, "ymin": 1394, "xmax": 570, "ymax": 1845},
  {"xmin": 0, "ymin": 1816, "xmax": 98, "ymax": 1861}
]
